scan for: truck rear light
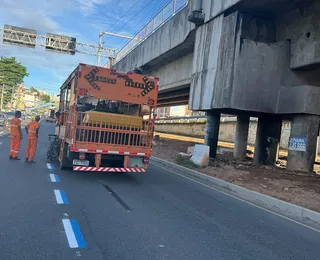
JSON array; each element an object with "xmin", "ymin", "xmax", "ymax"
[
  {"xmin": 79, "ymin": 152, "xmax": 86, "ymax": 160},
  {"xmin": 79, "ymin": 88, "xmax": 87, "ymax": 96},
  {"xmin": 148, "ymin": 99, "xmax": 155, "ymax": 105},
  {"xmin": 144, "ymin": 157, "xmax": 150, "ymax": 164}
]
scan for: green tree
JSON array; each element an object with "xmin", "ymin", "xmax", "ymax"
[
  {"xmin": 0, "ymin": 57, "xmax": 28, "ymax": 107},
  {"xmin": 41, "ymin": 94, "xmax": 51, "ymax": 103},
  {"xmin": 30, "ymin": 87, "xmax": 39, "ymax": 94}
]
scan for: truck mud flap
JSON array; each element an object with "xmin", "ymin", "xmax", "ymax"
[{"xmin": 73, "ymin": 167, "xmax": 146, "ymax": 172}]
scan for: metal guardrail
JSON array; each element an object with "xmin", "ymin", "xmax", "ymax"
[
  {"xmin": 155, "ymin": 116, "xmax": 259, "ymax": 124},
  {"xmin": 156, "ymin": 116, "xmax": 206, "ymax": 121},
  {"xmin": 115, "ymin": 0, "xmax": 188, "ymax": 63}
]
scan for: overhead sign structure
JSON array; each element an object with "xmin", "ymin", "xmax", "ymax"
[
  {"xmin": 3, "ymin": 24, "xmax": 36, "ymax": 48},
  {"xmin": 45, "ymin": 33, "xmax": 76, "ymax": 55},
  {"xmin": 0, "ymin": 25, "xmax": 117, "ymax": 59}
]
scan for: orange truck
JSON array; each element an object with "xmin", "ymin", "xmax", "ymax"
[{"xmin": 54, "ymin": 63, "xmax": 158, "ymax": 172}]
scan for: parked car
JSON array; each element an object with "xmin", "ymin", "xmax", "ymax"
[{"xmin": 0, "ymin": 113, "xmax": 7, "ymax": 126}]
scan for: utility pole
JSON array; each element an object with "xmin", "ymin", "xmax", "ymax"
[
  {"xmin": 97, "ymin": 31, "xmax": 138, "ymax": 66},
  {"xmin": 10, "ymin": 86, "xmax": 15, "ymax": 108},
  {"xmin": 97, "ymin": 32, "xmax": 103, "ymax": 67},
  {"xmin": 0, "ymin": 83, "xmax": 4, "ymax": 111}
]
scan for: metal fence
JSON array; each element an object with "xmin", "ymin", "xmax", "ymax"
[
  {"xmin": 74, "ymin": 111, "xmax": 154, "ymax": 148},
  {"xmin": 115, "ymin": 0, "xmax": 188, "ymax": 63},
  {"xmin": 154, "ymin": 116, "xmax": 256, "ymax": 124}
]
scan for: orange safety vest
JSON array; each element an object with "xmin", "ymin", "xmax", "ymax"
[
  {"xmin": 10, "ymin": 118, "xmax": 21, "ymax": 136},
  {"xmin": 27, "ymin": 121, "xmax": 40, "ymax": 138}
]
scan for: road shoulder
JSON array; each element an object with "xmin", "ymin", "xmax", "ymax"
[{"xmin": 151, "ymin": 156, "xmax": 320, "ymax": 232}]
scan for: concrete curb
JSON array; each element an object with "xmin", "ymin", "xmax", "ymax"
[{"xmin": 151, "ymin": 156, "xmax": 320, "ymax": 230}]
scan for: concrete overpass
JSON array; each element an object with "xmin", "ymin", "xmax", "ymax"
[{"xmin": 113, "ymin": 0, "xmax": 320, "ymax": 173}]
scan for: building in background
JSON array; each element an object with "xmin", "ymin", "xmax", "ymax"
[
  {"xmin": 24, "ymin": 89, "xmax": 40, "ymax": 108},
  {"xmin": 50, "ymin": 93, "xmax": 59, "ymax": 104},
  {"xmin": 155, "ymin": 107, "xmax": 170, "ymax": 118},
  {"xmin": 155, "ymin": 105, "xmax": 193, "ymax": 118},
  {"xmin": 13, "ymin": 84, "xmax": 26, "ymax": 110},
  {"xmin": 10, "ymin": 84, "xmax": 41, "ymax": 110},
  {"xmin": 5, "ymin": 84, "xmax": 58, "ymax": 111}
]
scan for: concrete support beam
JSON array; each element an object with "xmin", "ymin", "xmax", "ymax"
[
  {"xmin": 204, "ymin": 111, "xmax": 220, "ymax": 159},
  {"xmin": 287, "ymin": 115, "xmax": 320, "ymax": 173},
  {"xmin": 254, "ymin": 115, "xmax": 282, "ymax": 165},
  {"xmin": 234, "ymin": 116, "xmax": 250, "ymax": 160}
]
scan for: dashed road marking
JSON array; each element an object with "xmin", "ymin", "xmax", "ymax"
[
  {"xmin": 54, "ymin": 190, "xmax": 69, "ymax": 204},
  {"xmin": 62, "ymin": 219, "xmax": 87, "ymax": 248},
  {"xmin": 50, "ymin": 174, "xmax": 60, "ymax": 182},
  {"xmin": 0, "ymin": 142, "xmax": 2, "ymax": 146},
  {"xmin": 62, "ymin": 219, "xmax": 78, "ymax": 248},
  {"xmin": 47, "ymin": 163, "xmax": 56, "ymax": 170}
]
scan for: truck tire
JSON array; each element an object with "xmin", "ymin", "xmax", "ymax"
[
  {"xmin": 46, "ymin": 135, "xmax": 60, "ymax": 162},
  {"xmin": 59, "ymin": 143, "xmax": 72, "ymax": 170}
]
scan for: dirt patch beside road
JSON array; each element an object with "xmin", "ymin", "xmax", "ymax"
[{"xmin": 152, "ymin": 138, "xmax": 320, "ymax": 213}]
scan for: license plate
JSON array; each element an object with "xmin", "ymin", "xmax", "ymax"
[{"xmin": 73, "ymin": 159, "xmax": 89, "ymax": 166}]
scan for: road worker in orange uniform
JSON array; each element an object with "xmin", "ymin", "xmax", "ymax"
[
  {"xmin": 9, "ymin": 110, "xmax": 23, "ymax": 160},
  {"xmin": 25, "ymin": 115, "xmax": 41, "ymax": 163}
]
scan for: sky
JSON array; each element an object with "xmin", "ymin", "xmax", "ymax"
[{"xmin": 0, "ymin": 0, "xmax": 185, "ymax": 94}]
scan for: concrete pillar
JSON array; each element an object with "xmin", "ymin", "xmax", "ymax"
[
  {"xmin": 254, "ymin": 115, "xmax": 282, "ymax": 165},
  {"xmin": 204, "ymin": 111, "xmax": 220, "ymax": 159},
  {"xmin": 287, "ymin": 115, "xmax": 320, "ymax": 173},
  {"xmin": 234, "ymin": 116, "xmax": 250, "ymax": 160}
]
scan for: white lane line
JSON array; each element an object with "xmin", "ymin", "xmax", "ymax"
[
  {"xmin": 151, "ymin": 163, "xmax": 320, "ymax": 234},
  {"xmin": 54, "ymin": 190, "xmax": 69, "ymax": 204},
  {"xmin": 47, "ymin": 163, "xmax": 56, "ymax": 170},
  {"xmin": 0, "ymin": 142, "xmax": 3, "ymax": 146},
  {"xmin": 49, "ymin": 174, "xmax": 60, "ymax": 182},
  {"xmin": 50, "ymin": 174, "xmax": 56, "ymax": 182},
  {"xmin": 54, "ymin": 190, "xmax": 63, "ymax": 204},
  {"xmin": 62, "ymin": 219, "xmax": 79, "ymax": 248}
]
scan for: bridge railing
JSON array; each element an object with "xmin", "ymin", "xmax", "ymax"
[{"xmin": 115, "ymin": 0, "xmax": 188, "ymax": 64}]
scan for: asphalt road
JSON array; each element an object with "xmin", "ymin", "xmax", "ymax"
[{"xmin": 1, "ymin": 121, "xmax": 320, "ymax": 260}]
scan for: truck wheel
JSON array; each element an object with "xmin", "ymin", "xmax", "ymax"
[
  {"xmin": 46, "ymin": 135, "xmax": 60, "ymax": 162},
  {"xmin": 59, "ymin": 143, "xmax": 72, "ymax": 170}
]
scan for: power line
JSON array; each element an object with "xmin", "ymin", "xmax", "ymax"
[
  {"xmin": 113, "ymin": 0, "xmax": 161, "ymax": 39},
  {"xmin": 102, "ymin": 2, "xmax": 159, "ymax": 67},
  {"xmin": 103, "ymin": 0, "xmax": 144, "ymax": 33},
  {"xmin": 103, "ymin": 0, "xmax": 159, "ymax": 45},
  {"xmin": 116, "ymin": 0, "xmax": 167, "ymax": 49}
]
